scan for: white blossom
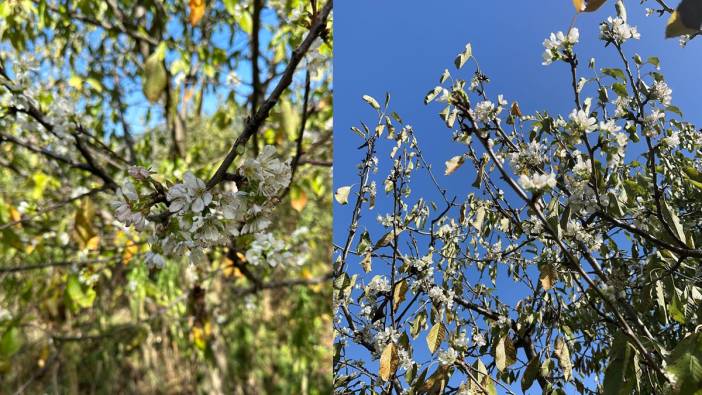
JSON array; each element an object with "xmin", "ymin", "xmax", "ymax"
[
  {"xmin": 519, "ymin": 172, "xmax": 557, "ymax": 192},
  {"xmin": 650, "ymin": 80, "xmax": 672, "ymax": 105},
  {"xmin": 366, "ymin": 276, "xmax": 391, "ymax": 296},
  {"xmin": 245, "ymin": 232, "xmax": 296, "ymax": 267},
  {"xmin": 569, "ymin": 109, "xmax": 597, "ymax": 133},
  {"xmin": 662, "ymin": 132, "xmax": 680, "ymax": 148},
  {"xmin": 473, "ymin": 100, "xmax": 498, "ymax": 123},
  {"xmin": 600, "ymin": 16, "xmax": 640, "ymax": 43},
  {"xmin": 438, "ymin": 347, "xmax": 458, "ymax": 366}
]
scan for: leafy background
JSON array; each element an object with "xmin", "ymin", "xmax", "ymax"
[{"xmin": 0, "ymin": 0, "xmax": 332, "ymax": 393}]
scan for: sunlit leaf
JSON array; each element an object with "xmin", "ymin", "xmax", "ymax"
[{"xmin": 379, "ymin": 342, "xmax": 399, "ymax": 381}]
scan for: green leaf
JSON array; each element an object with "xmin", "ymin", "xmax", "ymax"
[
  {"xmin": 66, "ymin": 274, "xmax": 96, "ymax": 310},
  {"xmin": 669, "ymin": 287, "xmax": 686, "ymax": 324},
  {"xmin": 142, "ymin": 44, "xmax": 168, "ymax": 103},
  {"xmin": 0, "ymin": 326, "xmax": 23, "ymax": 360},
  {"xmin": 661, "ymin": 200, "xmax": 687, "ymax": 246},
  {"xmin": 603, "ymin": 335, "xmax": 636, "ymax": 395},
  {"xmin": 223, "ymin": 0, "xmax": 237, "ymax": 16},
  {"xmin": 601, "ymin": 68, "xmax": 626, "ymax": 81},
  {"xmin": 611, "ymin": 82, "xmax": 628, "ymax": 97},
  {"xmin": 411, "ymin": 311, "xmax": 427, "ymax": 339},
  {"xmin": 666, "ymin": 332, "xmax": 702, "ymax": 395},
  {"xmin": 521, "ymin": 356, "xmax": 540, "ymax": 392},
  {"xmin": 238, "ymin": 11, "xmax": 253, "ymax": 35}
]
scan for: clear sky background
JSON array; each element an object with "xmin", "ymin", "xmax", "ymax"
[{"xmin": 334, "ymin": 1, "xmax": 702, "ymax": 393}]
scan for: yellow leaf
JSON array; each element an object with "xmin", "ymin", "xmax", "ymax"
[
  {"xmin": 379, "ymin": 342, "xmax": 399, "ymax": 381},
  {"xmin": 291, "ymin": 188, "xmax": 308, "ymax": 212},
  {"xmin": 9, "ymin": 206, "xmax": 20, "ymax": 224},
  {"xmin": 72, "ymin": 199, "xmax": 96, "ymax": 249},
  {"xmin": 494, "ymin": 336, "xmax": 517, "ymax": 372},
  {"xmin": 426, "ymin": 322, "xmax": 446, "ymax": 353},
  {"xmin": 122, "ymin": 240, "xmax": 139, "ymax": 265},
  {"xmin": 142, "ymin": 45, "xmax": 168, "ymax": 103},
  {"xmin": 573, "ymin": 0, "xmax": 607, "ymax": 12},
  {"xmin": 555, "ymin": 337, "xmax": 573, "ymax": 381},
  {"xmin": 667, "ymin": 0, "xmax": 702, "ymax": 38},
  {"xmin": 86, "ymin": 236, "xmax": 100, "ymax": 251},
  {"xmin": 444, "ymin": 155, "xmax": 464, "ymax": 176},
  {"xmin": 393, "ymin": 280, "xmax": 409, "ymax": 311},
  {"xmin": 361, "ymin": 251, "xmax": 372, "ymax": 273},
  {"xmin": 189, "ymin": 0, "xmax": 206, "ymax": 26},
  {"xmin": 510, "ymin": 102, "xmax": 523, "ymax": 117},
  {"xmin": 335, "ymin": 186, "xmax": 351, "ymax": 205},
  {"xmin": 540, "ymin": 264, "xmax": 556, "ymax": 290},
  {"xmin": 222, "ymin": 256, "xmax": 242, "ymax": 278},
  {"xmin": 420, "ymin": 365, "xmax": 451, "ymax": 394},
  {"xmin": 666, "ymin": 10, "xmax": 700, "ymax": 38}
]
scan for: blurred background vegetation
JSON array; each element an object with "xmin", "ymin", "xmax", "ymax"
[{"xmin": 0, "ymin": 0, "xmax": 332, "ymax": 393}]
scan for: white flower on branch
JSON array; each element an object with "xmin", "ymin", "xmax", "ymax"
[
  {"xmin": 472, "ymin": 100, "xmax": 498, "ymax": 123},
  {"xmin": 167, "ymin": 172, "xmax": 213, "ymax": 214},
  {"xmin": 519, "ymin": 172, "xmax": 557, "ymax": 192},
  {"xmin": 245, "ymin": 232, "xmax": 296, "ymax": 268},
  {"xmin": 569, "ymin": 109, "xmax": 597, "ymax": 133},
  {"xmin": 241, "ymin": 145, "xmax": 292, "ymax": 198},
  {"xmin": 438, "ymin": 347, "xmax": 458, "ymax": 366},
  {"xmin": 650, "ymin": 80, "xmax": 672, "ymax": 105},
  {"xmin": 600, "ymin": 16, "xmax": 640, "ymax": 44},
  {"xmin": 542, "ymin": 28, "xmax": 579, "ymax": 65},
  {"xmin": 365, "ymin": 276, "xmax": 391, "ymax": 296}
]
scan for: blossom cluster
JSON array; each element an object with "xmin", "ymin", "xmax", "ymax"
[
  {"xmin": 542, "ymin": 28, "xmax": 579, "ymax": 65},
  {"xmin": 599, "ymin": 16, "xmax": 640, "ymax": 44},
  {"xmin": 112, "ymin": 145, "xmax": 292, "ymax": 268},
  {"xmin": 245, "ymin": 231, "xmax": 305, "ymax": 268}
]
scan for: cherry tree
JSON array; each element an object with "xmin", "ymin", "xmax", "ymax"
[
  {"xmin": 0, "ymin": 0, "xmax": 332, "ymax": 392},
  {"xmin": 334, "ymin": 2, "xmax": 701, "ymax": 394}
]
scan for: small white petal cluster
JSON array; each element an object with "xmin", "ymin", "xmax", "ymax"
[
  {"xmin": 569, "ymin": 109, "xmax": 597, "ymax": 133},
  {"xmin": 373, "ymin": 327, "xmax": 400, "ymax": 353},
  {"xmin": 542, "ymin": 28, "xmax": 579, "ymax": 65},
  {"xmin": 398, "ymin": 347, "xmax": 414, "ymax": 371},
  {"xmin": 472, "ymin": 100, "xmax": 498, "ymax": 123},
  {"xmin": 472, "ymin": 331, "xmax": 487, "ymax": 347},
  {"xmin": 599, "ymin": 17, "xmax": 640, "ymax": 44},
  {"xmin": 428, "ymin": 286, "xmax": 454, "ymax": 310},
  {"xmin": 599, "ymin": 119, "xmax": 622, "ymax": 134},
  {"xmin": 662, "ymin": 132, "xmax": 680, "ymax": 149},
  {"xmin": 167, "ymin": 172, "xmax": 214, "ymax": 214},
  {"xmin": 240, "ymin": 145, "xmax": 292, "ymax": 198},
  {"xmin": 565, "ymin": 219, "xmax": 603, "ymax": 252},
  {"xmin": 453, "ymin": 331, "xmax": 469, "ymax": 349},
  {"xmin": 510, "ymin": 140, "xmax": 546, "ymax": 174},
  {"xmin": 519, "ymin": 172, "xmax": 557, "ymax": 192},
  {"xmin": 644, "ymin": 109, "xmax": 666, "ymax": 136},
  {"xmin": 111, "ymin": 181, "xmax": 148, "ymax": 230},
  {"xmin": 572, "ymin": 152, "xmax": 592, "ymax": 180},
  {"xmin": 365, "ymin": 276, "xmax": 391, "ymax": 296},
  {"xmin": 437, "ymin": 347, "xmax": 458, "ymax": 366},
  {"xmin": 112, "ymin": 146, "xmax": 292, "ymax": 267},
  {"xmin": 245, "ymin": 232, "xmax": 300, "ymax": 267},
  {"xmin": 650, "ymin": 80, "xmax": 672, "ymax": 105}
]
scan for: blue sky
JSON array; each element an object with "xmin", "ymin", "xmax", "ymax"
[{"xmin": 334, "ymin": 1, "xmax": 702, "ymax": 393}]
